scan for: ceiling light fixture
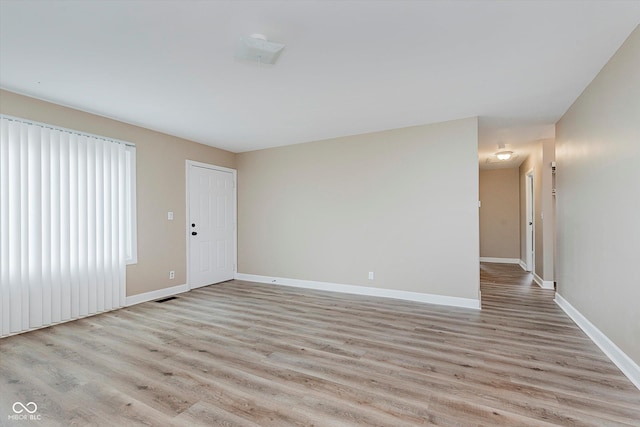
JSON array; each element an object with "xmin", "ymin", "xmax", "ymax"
[
  {"xmin": 496, "ymin": 151, "xmax": 513, "ymax": 161},
  {"xmin": 235, "ymin": 34, "xmax": 285, "ymax": 65},
  {"xmin": 494, "ymin": 142, "xmax": 513, "ymax": 161}
]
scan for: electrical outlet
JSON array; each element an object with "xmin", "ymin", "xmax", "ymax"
[
  {"xmin": 169, "ymin": 270, "xmax": 175, "ymax": 280},
  {"xmin": 167, "ymin": 211, "xmax": 174, "ymax": 220},
  {"xmin": 368, "ymin": 272, "xmax": 374, "ymax": 280}
]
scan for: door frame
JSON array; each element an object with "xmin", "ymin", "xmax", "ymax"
[
  {"xmin": 185, "ymin": 160, "xmax": 237, "ymax": 290},
  {"xmin": 525, "ymin": 169, "xmax": 535, "ymax": 273}
]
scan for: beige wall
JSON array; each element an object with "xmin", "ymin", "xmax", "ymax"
[
  {"xmin": 541, "ymin": 139, "xmax": 555, "ymax": 281},
  {"xmin": 0, "ymin": 90, "xmax": 236, "ymax": 297},
  {"xmin": 479, "ymin": 168, "xmax": 520, "ymax": 259},
  {"xmin": 237, "ymin": 118, "xmax": 480, "ymax": 300},
  {"xmin": 555, "ymin": 26, "xmax": 640, "ymax": 363}
]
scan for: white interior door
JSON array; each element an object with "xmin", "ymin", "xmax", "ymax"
[
  {"xmin": 525, "ymin": 171, "xmax": 535, "ymax": 273},
  {"xmin": 188, "ymin": 163, "xmax": 236, "ymax": 289}
]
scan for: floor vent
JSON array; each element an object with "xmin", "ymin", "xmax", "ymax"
[{"xmin": 155, "ymin": 297, "xmax": 177, "ymax": 303}]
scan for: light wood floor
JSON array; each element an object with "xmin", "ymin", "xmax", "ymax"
[{"xmin": 1, "ymin": 263, "xmax": 639, "ymax": 426}]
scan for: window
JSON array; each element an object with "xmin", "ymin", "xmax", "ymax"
[{"xmin": 0, "ymin": 114, "xmax": 137, "ymax": 335}]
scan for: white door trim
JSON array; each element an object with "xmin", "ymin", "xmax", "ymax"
[{"xmin": 186, "ymin": 160, "xmax": 237, "ymax": 290}]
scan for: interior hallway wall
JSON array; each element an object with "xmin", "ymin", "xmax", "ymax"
[
  {"xmin": 479, "ymin": 168, "xmax": 520, "ymax": 259},
  {"xmin": 237, "ymin": 118, "xmax": 480, "ymax": 302},
  {"xmin": 555, "ymin": 25, "xmax": 640, "ymax": 364},
  {"xmin": 519, "ymin": 139, "xmax": 554, "ymax": 284}
]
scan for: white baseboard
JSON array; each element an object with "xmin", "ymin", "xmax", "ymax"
[
  {"xmin": 480, "ymin": 257, "xmax": 521, "ymax": 264},
  {"xmin": 126, "ymin": 284, "xmax": 188, "ymax": 307},
  {"xmin": 235, "ymin": 273, "xmax": 480, "ymax": 310},
  {"xmin": 533, "ymin": 273, "xmax": 554, "ymax": 290},
  {"xmin": 555, "ymin": 293, "xmax": 640, "ymax": 391},
  {"xmin": 518, "ymin": 260, "xmax": 527, "ymax": 271}
]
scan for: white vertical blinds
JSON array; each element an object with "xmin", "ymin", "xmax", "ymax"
[{"xmin": 0, "ymin": 115, "xmax": 133, "ymax": 336}]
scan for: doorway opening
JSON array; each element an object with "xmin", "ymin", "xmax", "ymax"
[{"xmin": 525, "ymin": 170, "xmax": 535, "ymax": 273}]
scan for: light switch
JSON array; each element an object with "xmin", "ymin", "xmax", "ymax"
[{"xmin": 168, "ymin": 211, "xmax": 174, "ymax": 221}]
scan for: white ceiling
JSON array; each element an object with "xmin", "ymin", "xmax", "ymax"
[{"xmin": 1, "ymin": 1, "xmax": 639, "ymax": 168}]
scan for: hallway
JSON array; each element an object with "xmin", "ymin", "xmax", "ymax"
[{"xmin": 479, "ymin": 262, "xmax": 640, "ymax": 424}]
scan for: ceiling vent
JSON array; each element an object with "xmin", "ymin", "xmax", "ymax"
[{"xmin": 235, "ymin": 34, "xmax": 285, "ymax": 65}]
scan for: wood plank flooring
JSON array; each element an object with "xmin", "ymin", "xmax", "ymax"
[{"xmin": 1, "ymin": 263, "xmax": 639, "ymax": 426}]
